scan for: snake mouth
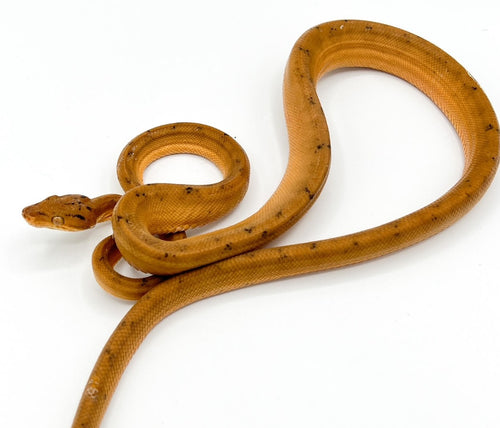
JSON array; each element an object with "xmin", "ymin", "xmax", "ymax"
[{"xmin": 22, "ymin": 206, "xmax": 65, "ymax": 230}]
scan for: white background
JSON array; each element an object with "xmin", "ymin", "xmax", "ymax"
[{"xmin": 1, "ymin": 0, "xmax": 499, "ymax": 427}]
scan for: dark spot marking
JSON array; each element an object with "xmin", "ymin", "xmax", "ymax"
[
  {"xmin": 261, "ymin": 231, "xmax": 268, "ymax": 239},
  {"xmin": 365, "ymin": 26, "xmax": 373, "ymax": 31},
  {"xmin": 310, "ymin": 242, "xmax": 317, "ymax": 250},
  {"xmin": 298, "ymin": 46, "xmax": 311, "ymax": 56},
  {"xmin": 304, "ymin": 187, "xmax": 314, "ymax": 200},
  {"xmin": 276, "ymin": 210, "xmax": 283, "ymax": 219},
  {"xmin": 164, "ymin": 253, "xmax": 169, "ymax": 258},
  {"xmin": 186, "ymin": 186, "xmax": 194, "ymax": 194},
  {"xmin": 225, "ymin": 243, "xmax": 233, "ymax": 251},
  {"xmin": 244, "ymin": 227, "xmax": 254, "ymax": 233},
  {"xmin": 106, "ymin": 351, "xmax": 116, "ymax": 366}
]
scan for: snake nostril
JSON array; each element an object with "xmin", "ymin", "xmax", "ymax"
[{"xmin": 22, "ymin": 206, "xmax": 36, "ymax": 223}]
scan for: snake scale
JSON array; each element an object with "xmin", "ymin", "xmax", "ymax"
[{"xmin": 22, "ymin": 20, "xmax": 499, "ymax": 427}]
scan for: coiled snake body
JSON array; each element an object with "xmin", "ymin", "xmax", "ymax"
[{"xmin": 22, "ymin": 20, "xmax": 499, "ymax": 427}]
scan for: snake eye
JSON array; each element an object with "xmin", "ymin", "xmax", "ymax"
[{"xmin": 51, "ymin": 216, "xmax": 65, "ymax": 227}]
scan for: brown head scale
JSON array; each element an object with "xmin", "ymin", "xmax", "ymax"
[{"xmin": 22, "ymin": 194, "xmax": 100, "ymax": 231}]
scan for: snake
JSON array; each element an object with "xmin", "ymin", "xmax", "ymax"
[{"xmin": 22, "ymin": 20, "xmax": 498, "ymax": 427}]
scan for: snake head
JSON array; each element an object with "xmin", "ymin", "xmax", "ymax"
[{"xmin": 22, "ymin": 194, "xmax": 99, "ymax": 231}]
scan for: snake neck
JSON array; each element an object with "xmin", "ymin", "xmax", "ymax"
[{"xmin": 91, "ymin": 194, "xmax": 122, "ymax": 224}]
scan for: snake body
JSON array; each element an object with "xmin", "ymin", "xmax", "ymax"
[{"xmin": 22, "ymin": 20, "xmax": 499, "ymax": 427}]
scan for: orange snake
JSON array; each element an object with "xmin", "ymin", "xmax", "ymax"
[{"xmin": 22, "ymin": 20, "xmax": 499, "ymax": 427}]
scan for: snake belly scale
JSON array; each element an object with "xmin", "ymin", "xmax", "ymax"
[{"xmin": 21, "ymin": 20, "xmax": 499, "ymax": 427}]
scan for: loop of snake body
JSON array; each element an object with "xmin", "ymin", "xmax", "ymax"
[{"xmin": 22, "ymin": 20, "xmax": 499, "ymax": 427}]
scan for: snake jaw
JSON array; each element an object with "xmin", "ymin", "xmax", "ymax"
[{"xmin": 22, "ymin": 194, "xmax": 99, "ymax": 231}]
